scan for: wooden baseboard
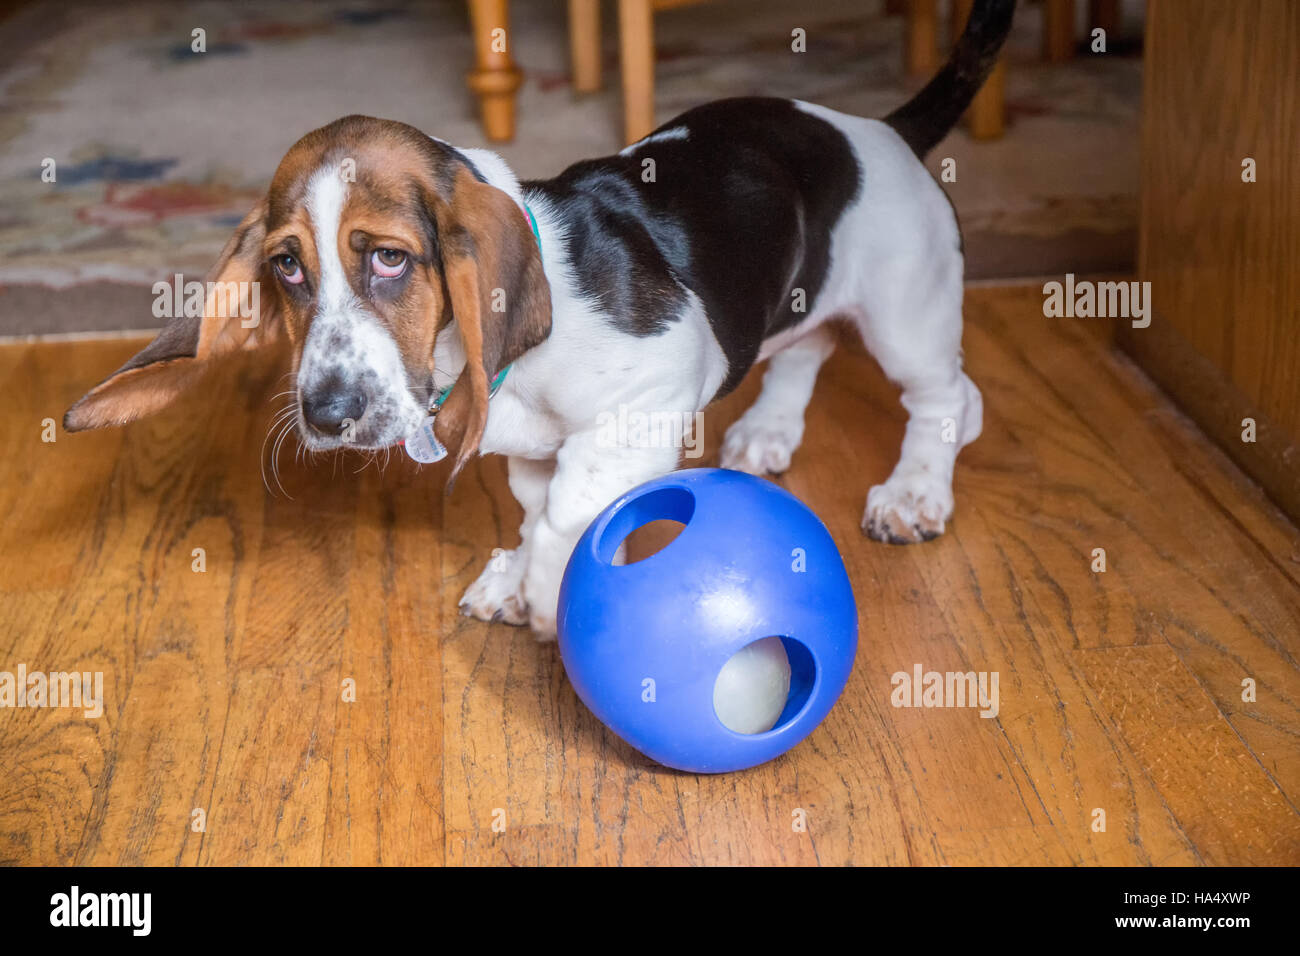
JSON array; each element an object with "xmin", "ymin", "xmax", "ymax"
[{"xmin": 1119, "ymin": 313, "xmax": 1300, "ymax": 523}]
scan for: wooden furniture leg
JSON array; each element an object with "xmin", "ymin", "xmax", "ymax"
[
  {"xmin": 466, "ymin": 0, "xmax": 522, "ymax": 142},
  {"xmin": 619, "ymin": 0, "xmax": 656, "ymax": 144},
  {"xmin": 569, "ymin": 0, "xmax": 602, "ymax": 93},
  {"xmin": 904, "ymin": 0, "xmax": 939, "ymax": 77},
  {"xmin": 1044, "ymin": 0, "xmax": 1075, "ymax": 61},
  {"xmin": 1090, "ymin": 0, "xmax": 1120, "ymax": 39},
  {"xmin": 968, "ymin": 57, "xmax": 1006, "ymax": 138},
  {"xmin": 953, "ymin": 0, "xmax": 1007, "ymax": 140}
]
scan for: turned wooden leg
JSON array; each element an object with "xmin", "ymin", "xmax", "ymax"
[
  {"xmin": 1043, "ymin": 0, "xmax": 1075, "ymax": 61},
  {"xmin": 904, "ymin": 0, "xmax": 939, "ymax": 77},
  {"xmin": 953, "ymin": 0, "xmax": 1007, "ymax": 140},
  {"xmin": 569, "ymin": 0, "xmax": 602, "ymax": 92},
  {"xmin": 466, "ymin": 0, "xmax": 522, "ymax": 142},
  {"xmin": 619, "ymin": 0, "xmax": 655, "ymax": 144}
]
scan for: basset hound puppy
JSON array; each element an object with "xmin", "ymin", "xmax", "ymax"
[{"xmin": 65, "ymin": 0, "xmax": 1015, "ymax": 637}]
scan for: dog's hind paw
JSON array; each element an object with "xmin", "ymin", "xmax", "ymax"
[{"xmin": 862, "ymin": 472, "xmax": 953, "ymax": 544}]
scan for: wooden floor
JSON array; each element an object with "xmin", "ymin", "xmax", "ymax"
[{"xmin": 1, "ymin": 284, "xmax": 1298, "ymax": 866}]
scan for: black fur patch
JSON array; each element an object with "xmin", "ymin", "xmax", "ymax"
[{"xmin": 525, "ymin": 97, "xmax": 861, "ymax": 397}]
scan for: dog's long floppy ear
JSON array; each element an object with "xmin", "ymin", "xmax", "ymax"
[
  {"xmin": 429, "ymin": 166, "xmax": 552, "ymax": 482},
  {"xmin": 63, "ymin": 200, "xmax": 283, "ymax": 432}
]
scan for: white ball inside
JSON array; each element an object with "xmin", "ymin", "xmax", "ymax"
[{"xmin": 713, "ymin": 637, "xmax": 792, "ymax": 734}]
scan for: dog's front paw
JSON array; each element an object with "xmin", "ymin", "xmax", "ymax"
[
  {"xmin": 459, "ymin": 548, "xmax": 529, "ymax": 625},
  {"xmin": 720, "ymin": 412, "xmax": 803, "ymax": 475},
  {"xmin": 522, "ymin": 562, "xmax": 561, "ymax": 642},
  {"xmin": 863, "ymin": 471, "xmax": 954, "ymax": 544}
]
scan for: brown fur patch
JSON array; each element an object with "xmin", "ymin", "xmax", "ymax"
[
  {"xmin": 65, "ymin": 200, "xmax": 282, "ymax": 431},
  {"xmin": 429, "ymin": 165, "xmax": 552, "ymax": 481},
  {"xmin": 66, "ymin": 115, "xmax": 553, "ymax": 483}
]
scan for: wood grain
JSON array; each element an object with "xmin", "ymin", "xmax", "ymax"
[
  {"xmin": 0, "ymin": 284, "xmax": 1297, "ymax": 865},
  {"xmin": 1132, "ymin": 0, "xmax": 1300, "ymax": 520}
]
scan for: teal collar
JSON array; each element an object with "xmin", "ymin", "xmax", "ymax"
[
  {"xmin": 433, "ymin": 363, "xmax": 511, "ymax": 410},
  {"xmin": 524, "ymin": 201, "xmax": 542, "ymax": 251},
  {"xmin": 432, "ymin": 201, "xmax": 542, "ymax": 412}
]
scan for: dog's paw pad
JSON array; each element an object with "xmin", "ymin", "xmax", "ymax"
[{"xmin": 862, "ymin": 474, "xmax": 953, "ymax": 544}]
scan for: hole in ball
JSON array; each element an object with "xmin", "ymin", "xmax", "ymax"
[
  {"xmin": 618, "ymin": 519, "xmax": 686, "ymax": 564},
  {"xmin": 596, "ymin": 486, "xmax": 695, "ymax": 565},
  {"xmin": 713, "ymin": 636, "xmax": 817, "ymax": 735}
]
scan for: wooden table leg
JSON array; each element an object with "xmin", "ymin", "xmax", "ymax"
[
  {"xmin": 1090, "ymin": 0, "xmax": 1120, "ymax": 39},
  {"xmin": 904, "ymin": 0, "xmax": 939, "ymax": 77},
  {"xmin": 953, "ymin": 0, "xmax": 1006, "ymax": 140},
  {"xmin": 466, "ymin": 0, "xmax": 522, "ymax": 142},
  {"xmin": 1044, "ymin": 0, "xmax": 1075, "ymax": 61},
  {"xmin": 967, "ymin": 57, "xmax": 1006, "ymax": 139},
  {"xmin": 569, "ymin": 0, "xmax": 603, "ymax": 93},
  {"xmin": 619, "ymin": 0, "xmax": 655, "ymax": 144}
]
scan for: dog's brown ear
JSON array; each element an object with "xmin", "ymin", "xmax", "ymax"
[
  {"xmin": 63, "ymin": 200, "xmax": 283, "ymax": 432},
  {"xmin": 430, "ymin": 168, "xmax": 552, "ymax": 483}
]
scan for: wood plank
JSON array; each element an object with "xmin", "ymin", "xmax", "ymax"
[
  {"xmin": 973, "ymin": 287, "xmax": 1300, "ymax": 819},
  {"xmin": 1134, "ymin": 0, "xmax": 1300, "ymax": 519},
  {"xmin": 0, "ymin": 283, "xmax": 1297, "ymax": 865},
  {"xmin": 1076, "ymin": 645, "xmax": 1300, "ymax": 865}
]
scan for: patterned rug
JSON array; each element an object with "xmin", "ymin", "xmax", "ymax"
[{"xmin": 0, "ymin": 0, "xmax": 1142, "ymax": 335}]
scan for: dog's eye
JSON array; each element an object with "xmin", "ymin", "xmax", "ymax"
[
  {"xmin": 274, "ymin": 255, "xmax": 304, "ymax": 285},
  {"xmin": 371, "ymin": 248, "xmax": 408, "ymax": 279}
]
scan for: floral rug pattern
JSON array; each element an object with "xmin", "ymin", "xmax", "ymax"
[{"xmin": 0, "ymin": 0, "xmax": 1142, "ymax": 333}]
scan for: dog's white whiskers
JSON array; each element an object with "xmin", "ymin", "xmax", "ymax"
[
  {"xmin": 261, "ymin": 402, "xmax": 299, "ymax": 497},
  {"xmin": 269, "ymin": 414, "xmax": 296, "ymax": 499}
]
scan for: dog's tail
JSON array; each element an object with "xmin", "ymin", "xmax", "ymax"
[{"xmin": 884, "ymin": 0, "xmax": 1017, "ymax": 157}]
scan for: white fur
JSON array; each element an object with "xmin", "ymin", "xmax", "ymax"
[
  {"xmin": 301, "ymin": 108, "xmax": 981, "ymax": 636},
  {"xmin": 721, "ymin": 324, "xmax": 836, "ymax": 475},
  {"xmin": 296, "ymin": 168, "xmax": 427, "ymax": 451},
  {"xmin": 470, "ymin": 107, "xmax": 978, "ymax": 633},
  {"xmin": 619, "ymin": 126, "xmax": 689, "ymax": 156},
  {"xmin": 308, "ymin": 167, "xmax": 352, "ymax": 316},
  {"xmin": 788, "ymin": 103, "xmax": 981, "ymax": 541},
  {"xmin": 436, "ymin": 169, "xmax": 728, "ymax": 636}
]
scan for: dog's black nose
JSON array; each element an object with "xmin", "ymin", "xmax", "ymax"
[{"xmin": 303, "ymin": 392, "xmax": 367, "ymax": 436}]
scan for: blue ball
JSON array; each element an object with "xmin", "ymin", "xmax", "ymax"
[{"xmin": 557, "ymin": 467, "xmax": 858, "ymax": 773}]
